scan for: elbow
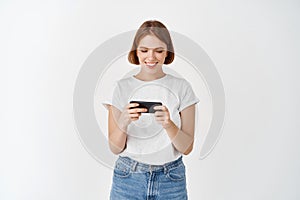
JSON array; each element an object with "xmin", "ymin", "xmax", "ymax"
[
  {"xmin": 183, "ymin": 149, "xmax": 192, "ymax": 155},
  {"xmin": 108, "ymin": 139, "xmax": 126, "ymax": 155},
  {"xmin": 182, "ymin": 143, "xmax": 194, "ymax": 155},
  {"xmin": 109, "ymin": 145, "xmax": 124, "ymax": 155},
  {"xmin": 109, "ymin": 145, "xmax": 121, "ymax": 155}
]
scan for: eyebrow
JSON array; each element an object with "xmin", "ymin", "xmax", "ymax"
[{"xmin": 138, "ymin": 46, "xmax": 166, "ymax": 50}]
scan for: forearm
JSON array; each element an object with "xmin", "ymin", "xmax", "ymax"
[
  {"xmin": 165, "ymin": 121, "xmax": 194, "ymax": 155},
  {"xmin": 108, "ymin": 127, "xmax": 127, "ymax": 154},
  {"xmin": 108, "ymin": 103, "xmax": 147, "ymax": 155}
]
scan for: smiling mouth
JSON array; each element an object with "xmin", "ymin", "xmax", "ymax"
[{"xmin": 145, "ymin": 62, "xmax": 158, "ymax": 67}]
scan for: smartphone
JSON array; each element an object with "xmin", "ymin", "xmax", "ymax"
[{"xmin": 129, "ymin": 101, "xmax": 162, "ymax": 113}]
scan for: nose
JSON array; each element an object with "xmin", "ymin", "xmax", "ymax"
[{"xmin": 147, "ymin": 50, "xmax": 155, "ymax": 60}]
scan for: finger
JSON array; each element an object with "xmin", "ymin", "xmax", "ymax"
[
  {"xmin": 154, "ymin": 111, "xmax": 165, "ymax": 117},
  {"xmin": 129, "ymin": 113, "xmax": 141, "ymax": 118},
  {"xmin": 155, "ymin": 119, "xmax": 164, "ymax": 124},
  {"xmin": 131, "ymin": 117, "xmax": 139, "ymax": 121},
  {"xmin": 154, "ymin": 105, "xmax": 167, "ymax": 111},
  {"xmin": 153, "ymin": 105, "xmax": 163, "ymax": 110},
  {"xmin": 129, "ymin": 108, "xmax": 147, "ymax": 114},
  {"xmin": 155, "ymin": 113, "xmax": 170, "ymax": 121},
  {"xmin": 127, "ymin": 103, "xmax": 139, "ymax": 109},
  {"xmin": 155, "ymin": 115, "xmax": 166, "ymax": 120}
]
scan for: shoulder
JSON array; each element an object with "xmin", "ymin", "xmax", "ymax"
[
  {"xmin": 116, "ymin": 76, "xmax": 133, "ymax": 84},
  {"xmin": 166, "ymin": 74, "xmax": 191, "ymax": 86},
  {"xmin": 114, "ymin": 76, "xmax": 134, "ymax": 88}
]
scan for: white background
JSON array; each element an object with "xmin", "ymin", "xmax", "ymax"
[{"xmin": 1, "ymin": 0, "xmax": 300, "ymax": 199}]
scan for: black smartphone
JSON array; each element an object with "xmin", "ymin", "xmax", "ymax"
[{"xmin": 129, "ymin": 101, "xmax": 162, "ymax": 113}]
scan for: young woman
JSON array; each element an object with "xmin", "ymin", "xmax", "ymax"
[{"xmin": 107, "ymin": 20, "xmax": 199, "ymax": 200}]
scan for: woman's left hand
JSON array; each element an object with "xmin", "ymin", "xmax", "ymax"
[{"xmin": 153, "ymin": 105, "xmax": 173, "ymax": 129}]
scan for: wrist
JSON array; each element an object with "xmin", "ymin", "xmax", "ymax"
[
  {"xmin": 163, "ymin": 119, "xmax": 177, "ymax": 130},
  {"xmin": 117, "ymin": 119, "xmax": 128, "ymax": 133}
]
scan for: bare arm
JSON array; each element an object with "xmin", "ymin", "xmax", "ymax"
[
  {"xmin": 108, "ymin": 104, "xmax": 147, "ymax": 154},
  {"xmin": 108, "ymin": 106, "xmax": 127, "ymax": 154},
  {"xmin": 154, "ymin": 104, "xmax": 196, "ymax": 155}
]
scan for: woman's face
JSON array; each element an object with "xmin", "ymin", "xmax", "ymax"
[{"xmin": 136, "ymin": 34, "xmax": 168, "ymax": 74}]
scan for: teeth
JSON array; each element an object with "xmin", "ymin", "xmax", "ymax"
[{"xmin": 146, "ymin": 62, "xmax": 156, "ymax": 66}]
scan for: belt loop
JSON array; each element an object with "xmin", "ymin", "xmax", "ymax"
[
  {"xmin": 164, "ymin": 165, "xmax": 167, "ymax": 174},
  {"xmin": 132, "ymin": 161, "xmax": 137, "ymax": 172}
]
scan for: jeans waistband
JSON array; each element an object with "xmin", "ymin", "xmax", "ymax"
[{"xmin": 117, "ymin": 156, "xmax": 183, "ymax": 173}]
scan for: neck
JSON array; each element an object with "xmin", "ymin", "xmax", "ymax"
[{"xmin": 134, "ymin": 71, "xmax": 166, "ymax": 81}]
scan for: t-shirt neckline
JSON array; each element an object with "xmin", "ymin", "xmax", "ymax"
[{"xmin": 131, "ymin": 74, "xmax": 169, "ymax": 83}]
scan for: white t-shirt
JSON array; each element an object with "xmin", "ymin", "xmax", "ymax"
[{"xmin": 107, "ymin": 74, "xmax": 199, "ymax": 165}]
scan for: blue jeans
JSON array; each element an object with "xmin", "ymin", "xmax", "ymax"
[{"xmin": 110, "ymin": 156, "xmax": 187, "ymax": 200}]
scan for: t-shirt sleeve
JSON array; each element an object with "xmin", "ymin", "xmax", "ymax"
[
  {"xmin": 178, "ymin": 79, "xmax": 200, "ymax": 112},
  {"xmin": 111, "ymin": 82, "xmax": 123, "ymax": 111},
  {"xmin": 101, "ymin": 81, "xmax": 123, "ymax": 112}
]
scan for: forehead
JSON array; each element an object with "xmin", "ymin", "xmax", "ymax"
[{"xmin": 138, "ymin": 35, "xmax": 167, "ymax": 49}]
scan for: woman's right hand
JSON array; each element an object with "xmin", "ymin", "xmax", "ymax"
[{"xmin": 117, "ymin": 103, "xmax": 147, "ymax": 131}]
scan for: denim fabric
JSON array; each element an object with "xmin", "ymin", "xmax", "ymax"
[{"xmin": 110, "ymin": 156, "xmax": 187, "ymax": 200}]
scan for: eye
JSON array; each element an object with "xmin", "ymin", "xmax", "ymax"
[
  {"xmin": 156, "ymin": 50, "xmax": 163, "ymax": 53},
  {"xmin": 138, "ymin": 48, "xmax": 148, "ymax": 53}
]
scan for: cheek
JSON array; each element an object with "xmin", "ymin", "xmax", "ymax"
[
  {"xmin": 136, "ymin": 52, "xmax": 145, "ymax": 61},
  {"xmin": 157, "ymin": 53, "xmax": 167, "ymax": 61}
]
